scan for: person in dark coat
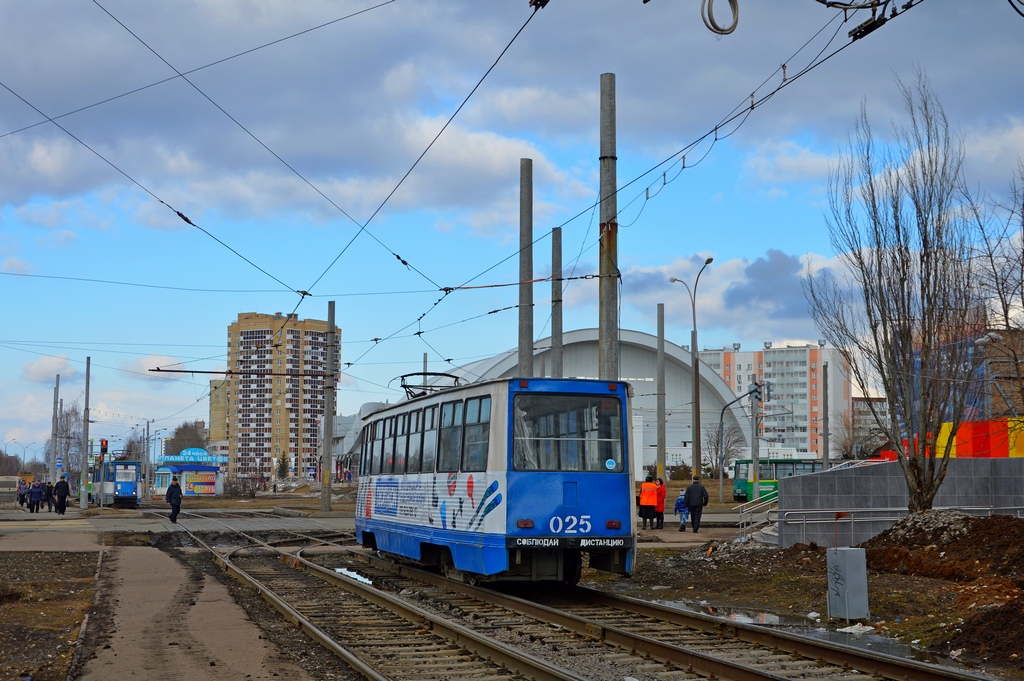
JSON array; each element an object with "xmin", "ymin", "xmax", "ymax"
[
  {"xmin": 165, "ymin": 477, "xmax": 183, "ymax": 523},
  {"xmin": 44, "ymin": 481, "xmax": 55, "ymax": 512},
  {"xmin": 28, "ymin": 481, "xmax": 45, "ymax": 513},
  {"xmin": 54, "ymin": 474, "xmax": 71, "ymax": 515},
  {"xmin": 682, "ymin": 475, "xmax": 710, "ymax": 533}
]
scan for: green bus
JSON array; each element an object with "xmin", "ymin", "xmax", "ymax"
[{"xmin": 732, "ymin": 458, "xmax": 823, "ymax": 502}]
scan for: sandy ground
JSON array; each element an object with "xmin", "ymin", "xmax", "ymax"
[
  {"xmin": 0, "ymin": 529, "xmax": 99, "ymax": 551},
  {"xmin": 77, "ymin": 546, "xmax": 313, "ymax": 681}
]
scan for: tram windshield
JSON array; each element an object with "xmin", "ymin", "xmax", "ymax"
[
  {"xmin": 114, "ymin": 465, "xmax": 137, "ymax": 482},
  {"xmin": 512, "ymin": 394, "xmax": 623, "ymax": 472}
]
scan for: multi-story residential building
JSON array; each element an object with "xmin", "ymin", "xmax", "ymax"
[
  {"xmin": 851, "ymin": 396, "xmax": 891, "ymax": 457},
  {"xmin": 224, "ymin": 312, "xmax": 340, "ymax": 480},
  {"xmin": 209, "ymin": 379, "xmax": 227, "ymax": 444},
  {"xmin": 699, "ymin": 342, "xmax": 852, "ymax": 460}
]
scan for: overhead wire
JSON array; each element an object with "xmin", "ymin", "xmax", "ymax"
[
  {"xmin": 333, "ymin": 2, "xmax": 919, "ymax": 376},
  {"xmin": 0, "ymin": 78, "xmax": 297, "ymax": 293},
  {"xmin": 302, "ymin": 5, "xmax": 545, "ymax": 296},
  {"xmin": 0, "ymin": 0, "xmax": 396, "ymax": 141}
]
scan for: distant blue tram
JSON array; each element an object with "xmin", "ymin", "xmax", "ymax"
[
  {"xmin": 355, "ymin": 377, "xmax": 636, "ymax": 584},
  {"xmin": 90, "ymin": 460, "xmax": 142, "ymax": 507}
]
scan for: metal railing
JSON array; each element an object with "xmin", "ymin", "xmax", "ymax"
[
  {"xmin": 735, "ymin": 492, "xmax": 779, "ymax": 540},
  {"xmin": 770, "ymin": 505, "xmax": 1024, "ymax": 547}
]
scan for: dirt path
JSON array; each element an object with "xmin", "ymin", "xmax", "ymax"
[{"xmin": 78, "ymin": 546, "xmax": 313, "ymax": 681}]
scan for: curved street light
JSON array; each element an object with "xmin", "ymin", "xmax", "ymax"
[
  {"xmin": 669, "ymin": 256, "xmax": 714, "ymax": 476},
  {"xmin": 16, "ymin": 442, "xmax": 35, "ymax": 471}
]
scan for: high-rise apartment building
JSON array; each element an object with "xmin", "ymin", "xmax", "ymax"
[
  {"xmin": 224, "ymin": 312, "xmax": 340, "ymax": 479},
  {"xmin": 209, "ymin": 378, "xmax": 227, "ymax": 444},
  {"xmin": 699, "ymin": 342, "xmax": 852, "ymax": 460}
]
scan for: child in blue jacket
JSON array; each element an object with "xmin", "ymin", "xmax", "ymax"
[{"xmin": 673, "ymin": 491, "xmax": 690, "ymax": 531}]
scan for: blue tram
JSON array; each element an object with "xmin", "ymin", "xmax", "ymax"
[
  {"xmin": 90, "ymin": 460, "xmax": 142, "ymax": 507},
  {"xmin": 355, "ymin": 377, "xmax": 636, "ymax": 584}
]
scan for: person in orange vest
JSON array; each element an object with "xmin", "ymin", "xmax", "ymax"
[{"xmin": 638, "ymin": 476, "xmax": 658, "ymax": 530}]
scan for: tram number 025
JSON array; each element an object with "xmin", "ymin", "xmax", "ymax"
[{"xmin": 549, "ymin": 515, "xmax": 591, "ymax": 534}]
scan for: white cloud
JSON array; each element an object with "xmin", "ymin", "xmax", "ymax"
[
  {"xmin": 743, "ymin": 140, "xmax": 836, "ymax": 185},
  {"xmin": 120, "ymin": 355, "xmax": 185, "ymax": 384},
  {"xmin": 1, "ymin": 256, "xmax": 32, "ymax": 274},
  {"xmin": 22, "ymin": 355, "xmax": 78, "ymax": 384},
  {"xmin": 37, "ymin": 229, "xmax": 76, "ymax": 248}
]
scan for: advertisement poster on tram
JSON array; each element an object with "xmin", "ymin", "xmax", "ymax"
[{"xmin": 183, "ymin": 471, "xmax": 217, "ymax": 495}]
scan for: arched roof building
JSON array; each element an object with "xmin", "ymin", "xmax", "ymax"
[{"xmin": 328, "ymin": 328, "xmax": 753, "ymax": 477}]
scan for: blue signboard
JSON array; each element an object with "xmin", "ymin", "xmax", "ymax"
[{"xmin": 158, "ymin": 448, "xmax": 229, "ymax": 464}]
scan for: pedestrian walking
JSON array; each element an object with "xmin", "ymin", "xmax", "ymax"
[
  {"xmin": 654, "ymin": 477, "xmax": 667, "ymax": 529},
  {"xmin": 28, "ymin": 481, "xmax": 45, "ymax": 513},
  {"xmin": 44, "ymin": 481, "xmax": 55, "ymax": 512},
  {"xmin": 17, "ymin": 479, "xmax": 27, "ymax": 507},
  {"xmin": 165, "ymin": 476, "xmax": 183, "ymax": 524},
  {"xmin": 54, "ymin": 474, "xmax": 71, "ymax": 516},
  {"xmin": 673, "ymin": 489, "xmax": 690, "ymax": 531},
  {"xmin": 682, "ymin": 475, "xmax": 710, "ymax": 533},
  {"xmin": 638, "ymin": 476, "xmax": 658, "ymax": 530}
]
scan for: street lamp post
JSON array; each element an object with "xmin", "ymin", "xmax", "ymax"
[
  {"xmin": 670, "ymin": 256, "xmax": 714, "ymax": 476},
  {"xmin": 16, "ymin": 442, "xmax": 35, "ymax": 472}
]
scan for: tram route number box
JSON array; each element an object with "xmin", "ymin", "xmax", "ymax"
[{"xmin": 826, "ymin": 547, "xmax": 869, "ymax": 620}]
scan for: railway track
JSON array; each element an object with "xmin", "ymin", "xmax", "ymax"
[{"xmin": 158, "ymin": 513, "xmax": 994, "ymax": 681}]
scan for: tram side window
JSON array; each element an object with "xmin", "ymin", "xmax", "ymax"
[
  {"xmin": 421, "ymin": 406, "xmax": 438, "ymax": 472},
  {"xmin": 362, "ymin": 424, "xmax": 373, "ymax": 475},
  {"xmin": 462, "ymin": 396, "xmax": 491, "ymax": 472},
  {"xmin": 437, "ymin": 401, "xmax": 464, "ymax": 472},
  {"xmin": 776, "ymin": 462, "xmax": 795, "ymax": 478},
  {"xmin": 393, "ymin": 413, "xmax": 405, "ymax": 473},
  {"xmin": 758, "ymin": 462, "xmax": 773, "ymax": 481},
  {"xmin": 382, "ymin": 417, "xmax": 396, "ymax": 475},
  {"xmin": 370, "ymin": 420, "xmax": 384, "ymax": 475},
  {"xmin": 406, "ymin": 410, "xmax": 423, "ymax": 474}
]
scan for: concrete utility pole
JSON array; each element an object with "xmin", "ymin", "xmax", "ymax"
[
  {"xmin": 598, "ymin": 72, "xmax": 619, "ymax": 382},
  {"xmin": 656, "ymin": 304, "xmax": 666, "ymax": 479},
  {"xmin": 80, "ymin": 358, "xmax": 90, "ymax": 509},
  {"xmin": 145, "ymin": 420, "xmax": 151, "ymax": 501},
  {"xmin": 751, "ymin": 387, "xmax": 760, "ymax": 500},
  {"xmin": 551, "ymin": 227, "xmax": 563, "ymax": 378},
  {"xmin": 822, "ymin": 360, "xmax": 831, "ymax": 470},
  {"xmin": 518, "ymin": 158, "xmax": 534, "ymax": 378},
  {"xmin": 320, "ymin": 301, "xmax": 336, "ymax": 512},
  {"xmin": 50, "ymin": 374, "xmax": 60, "ymax": 481}
]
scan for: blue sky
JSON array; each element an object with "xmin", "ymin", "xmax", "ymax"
[{"xmin": 2, "ymin": 0, "xmax": 1023, "ymax": 455}]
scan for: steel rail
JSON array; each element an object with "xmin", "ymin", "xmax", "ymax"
[
  {"xmin": 316, "ymin": 546, "xmax": 992, "ymax": 681},
  {"xmin": 161, "ymin": 511, "xmax": 592, "ymax": 681}
]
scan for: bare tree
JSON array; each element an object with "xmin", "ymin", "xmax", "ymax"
[
  {"xmin": 57, "ymin": 400, "xmax": 83, "ymax": 474},
  {"xmin": 120, "ymin": 433, "xmax": 146, "ymax": 461},
  {"xmin": 805, "ymin": 73, "xmax": 985, "ymax": 513},
  {"xmin": 166, "ymin": 420, "xmax": 208, "ymax": 457},
  {"xmin": 0, "ymin": 452, "xmax": 19, "ymax": 476},
  {"xmin": 701, "ymin": 423, "xmax": 745, "ymax": 477},
  {"xmin": 974, "ymin": 162, "xmax": 1024, "ymax": 419}
]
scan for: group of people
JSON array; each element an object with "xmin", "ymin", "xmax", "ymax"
[
  {"xmin": 639, "ymin": 474, "xmax": 710, "ymax": 533},
  {"xmin": 15, "ymin": 475, "xmax": 73, "ymax": 515}
]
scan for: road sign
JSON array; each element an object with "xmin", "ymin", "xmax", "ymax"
[{"xmin": 56, "ymin": 457, "xmax": 63, "ymax": 469}]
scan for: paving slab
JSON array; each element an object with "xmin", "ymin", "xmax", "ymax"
[
  {"xmin": 0, "ymin": 528, "xmax": 100, "ymax": 551},
  {"xmin": 77, "ymin": 546, "xmax": 314, "ymax": 681}
]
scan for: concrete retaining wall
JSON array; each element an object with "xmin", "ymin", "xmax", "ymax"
[{"xmin": 776, "ymin": 459, "xmax": 1024, "ymax": 548}]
